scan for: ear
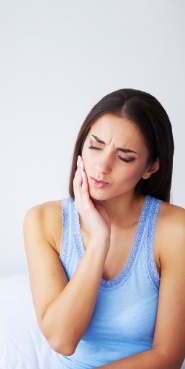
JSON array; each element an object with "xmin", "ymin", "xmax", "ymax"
[{"xmin": 142, "ymin": 158, "xmax": 160, "ymax": 180}]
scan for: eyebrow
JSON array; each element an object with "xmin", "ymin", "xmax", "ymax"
[
  {"xmin": 91, "ymin": 135, "xmax": 138, "ymax": 154},
  {"xmin": 91, "ymin": 135, "xmax": 105, "ymax": 144}
]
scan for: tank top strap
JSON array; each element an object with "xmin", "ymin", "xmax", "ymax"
[
  {"xmin": 60, "ymin": 197, "xmax": 76, "ymax": 262},
  {"xmin": 145, "ymin": 196, "xmax": 162, "ymax": 290}
]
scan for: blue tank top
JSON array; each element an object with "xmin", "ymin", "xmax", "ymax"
[{"xmin": 57, "ymin": 195, "xmax": 162, "ymax": 368}]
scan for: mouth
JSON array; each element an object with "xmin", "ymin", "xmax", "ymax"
[{"xmin": 89, "ymin": 177, "xmax": 110, "ymax": 189}]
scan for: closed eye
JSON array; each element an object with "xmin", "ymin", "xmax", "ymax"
[
  {"xmin": 118, "ymin": 155, "xmax": 135, "ymax": 163},
  {"xmin": 88, "ymin": 145, "xmax": 103, "ymax": 150}
]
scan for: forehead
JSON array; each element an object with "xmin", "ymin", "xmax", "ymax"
[{"xmin": 87, "ymin": 114, "xmax": 146, "ymax": 149}]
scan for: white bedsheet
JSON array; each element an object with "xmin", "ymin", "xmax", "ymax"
[{"xmin": 0, "ymin": 274, "xmax": 60, "ymax": 369}]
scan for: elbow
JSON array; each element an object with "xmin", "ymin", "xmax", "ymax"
[
  {"xmin": 49, "ymin": 338, "xmax": 77, "ymax": 356},
  {"xmin": 40, "ymin": 319, "xmax": 79, "ymax": 356}
]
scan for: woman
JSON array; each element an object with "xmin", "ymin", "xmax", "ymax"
[{"xmin": 24, "ymin": 89, "xmax": 185, "ymax": 368}]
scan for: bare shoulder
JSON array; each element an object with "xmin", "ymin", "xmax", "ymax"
[
  {"xmin": 156, "ymin": 201, "xmax": 185, "ymax": 263},
  {"xmin": 159, "ymin": 201, "xmax": 185, "ymax": 234},
  {"xmin": 24, "ymin": 200, "xmax": 63, "ymax": 253},
  {"xmin": 24, "ymin": 200, "xmax": 62, "ymax": 223}
]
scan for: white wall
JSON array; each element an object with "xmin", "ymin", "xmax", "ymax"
[{"xmin": 0, "ymin": 0, "xmax": 185, "ymax": 276}]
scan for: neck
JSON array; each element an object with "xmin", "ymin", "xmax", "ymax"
[{"xmin": 101, "ymin": 193, "xmax": 145, "ymax": 228}]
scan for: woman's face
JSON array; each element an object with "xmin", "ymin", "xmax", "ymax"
[{"xmin": 81, "ymin": 114, "xmax": 156, "ymax": 202}]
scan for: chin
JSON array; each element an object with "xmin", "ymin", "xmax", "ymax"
[{"xmin": 89, "ymin": 189, "xmax": 110, "ymax": 202}]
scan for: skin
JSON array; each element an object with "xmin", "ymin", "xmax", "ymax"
[{"xmin": 24, "ymin": 114, "xmax": 185, "ymax": 368}]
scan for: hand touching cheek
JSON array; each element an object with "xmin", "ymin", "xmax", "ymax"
[{"xmin": 73, "ymin": 156, "xmax": 111, "ymax": 249}]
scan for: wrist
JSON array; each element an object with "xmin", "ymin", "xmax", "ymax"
[{"xmin": 86, "ymin": 236, "xmax": 110, "ymax": 257}]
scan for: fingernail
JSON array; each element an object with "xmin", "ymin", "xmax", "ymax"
[{"xmin": 77, "ymin": 156, "xmax": 80, "ymax": 166}]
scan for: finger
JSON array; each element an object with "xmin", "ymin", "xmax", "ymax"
[
  {"xmin": 73, "ymin": 169, "xmax": 82, "ymax": 194},
  {"xmin": 80, "ymin": 158, "xmax": 90, "ymax": 199},
  {"xmin": 73, "ymin": 160, "xmax": 83, "ymax": 205},
  {"xmin": 81, "ymin": 169, "xmax": 89, "ymax": 195},
  {"xmin": 74, "ymin": 156, "xmax": 91, "ymax": 210}
]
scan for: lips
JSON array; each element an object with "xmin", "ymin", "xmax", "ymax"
[{"xmin": 89, "ymin": 177, "xmax": 110, "ymax": 189}]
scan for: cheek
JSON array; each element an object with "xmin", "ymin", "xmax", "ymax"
[{"xmin": 118, "ymin": 164, "xmax": 146, "ymax": 183}]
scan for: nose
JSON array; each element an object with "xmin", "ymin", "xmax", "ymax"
[{"xmin": 95, "ymin": 152, "xmax": 113, "ymax": 174}]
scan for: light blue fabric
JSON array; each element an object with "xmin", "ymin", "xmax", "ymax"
[{"xmin": 58, "ymin": 196, "xmax": 162, "ymax": 368}]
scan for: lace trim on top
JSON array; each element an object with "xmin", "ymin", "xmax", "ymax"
[
  {"xmin": 147, "ymin": 197, "xmax": 162, "ymax": 290},
  {"xmin": 59, "ymin": 199, "xmax": 68, "ymax": 266}
]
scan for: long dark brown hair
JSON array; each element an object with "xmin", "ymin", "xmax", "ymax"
[{"xmin": 69, "ymin": 88, "xmax": 174, "ymax": 202}]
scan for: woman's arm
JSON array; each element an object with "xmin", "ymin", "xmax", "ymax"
[
  {"xmin": 24, "ymin": 158, "xmax": 111, "ymax": 356},
  {"xmin": 95, "ymin": 204, "xmax": 185, "ymax": 369}
]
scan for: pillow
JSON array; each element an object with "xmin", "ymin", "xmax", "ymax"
[{"xmin": 0, "ymin": 274, "xmax": 61, "ymax": 369}]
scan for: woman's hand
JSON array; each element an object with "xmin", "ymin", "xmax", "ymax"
[{"xmin": 73, "ymin": 156, "xmax": 111, "ymax": 249}]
